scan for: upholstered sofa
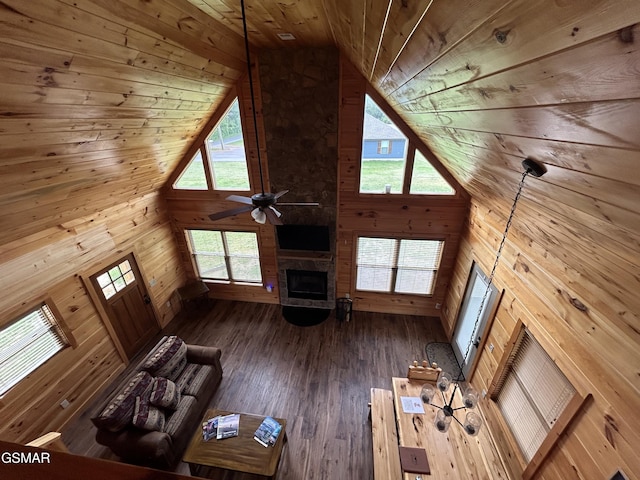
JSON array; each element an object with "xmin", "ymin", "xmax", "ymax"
[{"xmin": 91, "ymin": 335, "xmax": 222, "ymax": 469}]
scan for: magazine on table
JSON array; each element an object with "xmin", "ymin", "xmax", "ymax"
[
  {"xmin": 202, "ymin": 416, "xmax": 220, "ymax": 442},
  {"xmin": 254, "ymin": 416, "xmax": 282, "ymax": 447},
  {"xmin": 216, "ymin": 413, "xmax": 240, "ymax": 439}
]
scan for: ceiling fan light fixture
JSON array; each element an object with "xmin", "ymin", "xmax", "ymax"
[{"xmin": 251, "ymin": 208, "xmax": 267, "ymax": 224}]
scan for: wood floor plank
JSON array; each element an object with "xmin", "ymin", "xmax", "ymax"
[{"xmin": 63, "ymin": 300, "xmax": 448, "ymax": 478}]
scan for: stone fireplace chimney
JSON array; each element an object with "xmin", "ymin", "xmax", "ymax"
[{"xmin": 259, "ymin": 47, "xmax": 339, "ymax": 308}]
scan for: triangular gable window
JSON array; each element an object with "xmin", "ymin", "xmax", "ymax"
[
  {"xmin": 174, "ymin": 149, "xmax": 207, "ymax": 190},
  {"xmin": 410, "ymin": 150, "xmax": 455, "ymax": 195},
  {"xmin": 172, "ymin": 97, "xmax": 250, "ymax": 191},
  {"xmin": 359, "ymin": 94, "xmax": 454, "ymax": 196},
  {"xmin": 206, "ymin": 99, "xmax": 250, "ymax": 190},
  {"xmin": 360, "ymin": 96, "xmax": 408, "ymax": 194}
]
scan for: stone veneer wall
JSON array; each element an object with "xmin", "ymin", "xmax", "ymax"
[
  {"xmin": 259, "ymin": 47, "xmax": 339, "ymax": 307},
  {"xmin": 258, "ymin": 47, "xmax": 339, "ymax": 229}
]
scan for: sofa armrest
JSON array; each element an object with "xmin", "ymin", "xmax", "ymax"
[{"xmin": 186, "ymin": 344, "xmax": 221, "ymax": 365}]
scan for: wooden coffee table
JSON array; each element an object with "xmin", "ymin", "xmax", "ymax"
[{"xmin": 183, "ymin": 409, "xmax": 287, "ymax": 479}]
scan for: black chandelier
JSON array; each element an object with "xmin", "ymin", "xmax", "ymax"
[{"xmin": 421, "ymin": 158, "xmax": 547, "ymax": 435}]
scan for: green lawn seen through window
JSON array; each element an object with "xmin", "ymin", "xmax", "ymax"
[{"xmin": 360, "ymin": 159, "xmax": 454, "ymax": 194}]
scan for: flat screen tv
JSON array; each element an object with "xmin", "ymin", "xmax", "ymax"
[{"xmin": 276, "ymin": 224, "xmax": 331, "ymax": 252}]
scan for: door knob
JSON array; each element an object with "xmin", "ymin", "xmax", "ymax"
[{"xmin": 473, "ymin": 336, "xmax": 481, "ymax": 348}]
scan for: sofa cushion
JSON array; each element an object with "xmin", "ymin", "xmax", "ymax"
[
  {"xmin": 175, "ymin": 363, "xmax": 202, "ymax": 393},
  {"xmin": 91, "ymin": 371, "xmax": 153, "ymax": 432},
  {"xmin": 164, "ymin": 395, "xmax": 197, "ymax": 437},
  {"xmin": 141, "ymin": 336, "xmax": 187, "ymax": 381},
  {"xmin": 132, "ymin": 396, "xmax": 165, "ymax": 432},
  {"xmin": 149, "ymin": 377, "xmax": 181, "ymax": 410},
  {"xmin": 182, "ymin": 365, "xmax": 213, "ymax": 398}
]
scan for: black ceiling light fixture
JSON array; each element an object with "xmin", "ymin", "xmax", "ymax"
[
  {"xmin": 208, "ymin": 0, "xmax": 318, "ymax": 225},
  {"xmin": 421, "ymin": 157, "xmax": 547, "ymax": 435}
]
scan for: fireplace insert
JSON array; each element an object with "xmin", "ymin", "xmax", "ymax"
[{"xmin": 286, "ymin": 269, "xmax": 328, "ymax": 301}]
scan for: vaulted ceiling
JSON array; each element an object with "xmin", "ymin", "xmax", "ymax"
[{"xmin": 1, "ymin": 0, "xmax": 638, "ymax": 249}]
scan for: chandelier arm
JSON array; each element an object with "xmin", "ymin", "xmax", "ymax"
[
  {"xmin": 447, "ymin": 382, "xmax": 459, "ymax": 408},
  {"xmin": 450, "ymin": 414, "xmax": 465, "ymax": 427},
  {"xmin": 452, "ymin": 406, "xmax": 467, "ymax": 412},
  {"xmin": 240, "ymin": 0, "xmax": 266, "ymax": 195},
  {"xmin": 459, "ymin": 169, "xmax": 530, "ymax": 374}
]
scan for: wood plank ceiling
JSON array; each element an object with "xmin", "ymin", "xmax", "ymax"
[
  {"xmin": 0, "ymin": 1, "xmax": 639, "ymax": 476},
  {"xmin": 1, "ymin": 0, "xmax": 638, "ymax": 246}
]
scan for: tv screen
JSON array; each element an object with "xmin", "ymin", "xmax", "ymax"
[{"xmin": 276, "ymin": 225, "xmax": 331, "ymax": 252}]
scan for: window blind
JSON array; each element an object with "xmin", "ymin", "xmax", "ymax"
[
  {"xmin": 0, "ymin": 304, "xmax": 68, "ymax": 396},
  {"xmin": 355, "ymin": 237, "xmax": 443, "ymax": 294},
  {"xmin": 496, "ymin": 329, "xmax": 576, "ymax": 462}
]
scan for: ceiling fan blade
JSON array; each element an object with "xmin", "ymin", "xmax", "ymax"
[
  {"xmin": 277, "ymin": 202, "xmax": 320, "ymax": 206},
  {"xmin": 265, "ymin": 206, "xmax": 283, "ymax": 225},
  {"xmin": 274, "ymin": 190, "xmax": 289, "ymax": 199},
  {"xmin": 269, "ymin": 206, "xmax": 282, "ymax": 217},
  {"xmin": 208, "ymin": 205, "xmax": 253, "ymax": 221},
  {"xmin": 226, "ymin": 194, "xmax": 254, "ymax": 205}
]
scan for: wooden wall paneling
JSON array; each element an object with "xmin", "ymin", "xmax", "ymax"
[
  {"xmin": 337, "ymin": 54, "xmax": 468, "ymax": 316},
  {"xmin": 564, "ymin": 403, "xmax": 638, "ymax": 479},
  {"xmin": 469, "ymin": 204, "xmax": 640, "ymax": 392},
  {"xmin": 0, "ymin": 191, "xmax": 185, "ymax": 443},
  {"xmin": 377, "ymin": 0, "xmax": 512, "ymax": 91},
  {"xmin": 468, "ymin": 192, "xmax": 640, "ymax": 343},
  {"xmin": 391, "ymin": 0, "xmax": 640, "ymax": 103},
  {"xmin": 448, "ymin": 197, "xmax": 640, "ymax": 478}
]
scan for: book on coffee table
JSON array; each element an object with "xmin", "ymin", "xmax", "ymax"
[
  {"xmin": 216, "ymin": 413, "xmax": 240, "ymax": 440},
  {"xmin": 253, "ymin": 416, "xmax": 282, "ymax": 447}
]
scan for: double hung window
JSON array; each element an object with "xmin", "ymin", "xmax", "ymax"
[
  {"xmin": 355, "ymin": 237, "xmax": 444, "ymax": 295},
  {"xmin": 0, "ymin": 303, "xmax": 70, "ymax": 396},
  {"xmin": 494, "ymin": 329, "xmax": 577, "ymax": 462},
  {"xmin": 187, "ymin": 230, "xmax": 262, "ymax": 284}
]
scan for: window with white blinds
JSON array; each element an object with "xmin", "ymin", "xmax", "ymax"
[
  {"xmin": 0, "ymin": 303, "xmax": 69, "ymax": 396},
  {"xmin": 355, "ymin": 237, "xmax": 444, "ymax": 295},
  {"xmin": 495, "ymin": 329, "xmax": 576, "ymax": 462}
]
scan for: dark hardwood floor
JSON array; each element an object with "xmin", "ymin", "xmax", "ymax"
[{"xmin": 63, "ymin": 300, "xmax": 448, "ymax": 479}]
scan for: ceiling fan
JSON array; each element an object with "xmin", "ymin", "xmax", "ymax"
[{"xmin": 208, "ymin": 0, "xmax": 319, "ymax": 226}]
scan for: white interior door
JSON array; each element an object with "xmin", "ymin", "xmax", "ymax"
[{"xmin": 452, "ymin": 263, "xmax": 500, "ymax": 378}]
